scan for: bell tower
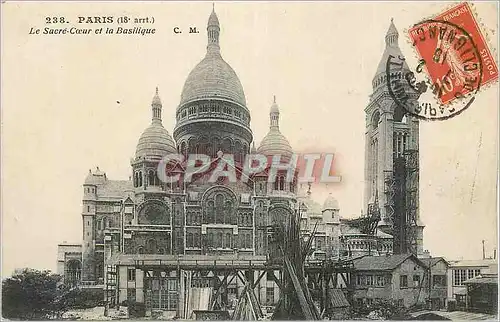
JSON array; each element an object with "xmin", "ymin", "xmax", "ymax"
[{"xmin": 364, "ymin": 19, "xmax": 424, "ymax": 256}]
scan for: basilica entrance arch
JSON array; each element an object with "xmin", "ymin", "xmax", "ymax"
[{"xmin": 65, "ymin": 259, "xmax": 82, "ymax": 286}]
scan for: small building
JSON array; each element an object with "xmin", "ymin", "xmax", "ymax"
[
  {"xmin": 352, "ymin": 253, "xmax": 429, "ymax": 308},
  {"xmin": 421, "ymin": 257, "xmax": 448, "ymax": 310},
  {"xmin": 464, "ymin": 274, "xmax": 498, "ymax": 314},
  {"xmin": 57, "ymin": 243, "xmax": 83, "ymax": 287},
  {"xmin": 447, "ymin": 259, "xmax": 497, "ymax": 310}
]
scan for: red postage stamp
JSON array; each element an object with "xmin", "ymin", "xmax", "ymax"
[{"xmin": 408, "ymin": 2, "xmax": 498, "ymax": 105}]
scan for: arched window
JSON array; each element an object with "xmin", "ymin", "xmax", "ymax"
[
  {"xmin": 146, "ymin": 239, "xmax": 157, "ymax": 254},
  {"xmin": 245, "ymin": 233, "xmax": 252, "ymax": 249},
  {"xmin": 139, "ymin": 171, "xmax": 143, "ymax": 186},
  {"xmin": 235, "ymin": 141, "xmax": 242, "ymax": 163},
  {"xmin": 224, "ymin": 201, "xmax": 232, "ymax": 224},
  {"xmin": 148, "ymin": 170, "xmax": 155, "ymax": 186},
  {"xmin": 226, "ymin": 233, "xmax": 232, "ymax": 249},
  {"xmin": 372, "ymin": 111, "xmax": 381, "ymax": 129},
  {"xmin": 199, "ymin": 137, "xmax": 209, "ymax": 155},
  {"xmin": 207, "ymin": 201, "xmax": 215, "ymax": 224},
  {"xmin": 195, "ymin": 232, "xmax": 200, "ymax": 248},
  {"xmin": 215, "ymin": 194, "xmax": 224, "ymax": 224},
  {"xmin": 187, "ymin": 232, "xmax": 194, "ymax": 248},
  {"xmin": 274, "ymin": 177, "xmax": 279, "ymax": 191},
  {"xmin": 217, "ymin": 232, "xmax": 223, "ymax": 248},
  {"xmin": 189, "ymin": 139, "xmax": 196, "ymax": 154},
  {"xmin": 222, "ymin": 138, "xmax": 232, "ymax": 154},
  {"xmin": 138, "ymin": 246, "xmax": 144, "ymax": 254},
  {"xmin": 180, "ymin": 142, "xmax": 187, "ymax": 156},
  {"xmin": 394, "ymin": 104, "xmax": 406, "ymax": 123},
  {"xmin": 66, "ymin": 260, "xmax": 82, "ymax": 287},
  {"xmin": 212, "ymin": 137, "xmax": 221, "ymax": 157},
  {"xmin": 95, "ymin": 263, "xmax": 103, "ymax": 279},
  {"xmin": 279, "ymin": 176, "xmax": 285, "ymax": 191},
  {"xmin": 208, "ymin": 232, "xmax": 214, "ymax": 248},
  {"xmin": 240, "ymin": 233, "xmax": 245, "ymax": 248}
]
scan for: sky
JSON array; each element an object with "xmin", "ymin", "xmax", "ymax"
[{"xmin": 1, "ymin": 1, "xmax": 498, "ymax": 277}]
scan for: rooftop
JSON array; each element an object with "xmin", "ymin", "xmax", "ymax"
[
  {"xmin": 96, "ymin": 180, "xmax": 134, "ymax": 199},
  {"xmin": 421, "ymin": 257, "xmax": 448, "ymax": 268},
  {"xmin": 464, "ymin": 274, "xmax": 498, "ymax": 285},
  {"xmin": 448, "ymin": 258, "xmax": 497, "ymax": 268},
  {"xmin": 353, "ymin": 253, "xmax": 425, "ymax": 271}
]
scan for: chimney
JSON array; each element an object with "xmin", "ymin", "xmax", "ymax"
[
  {"xmin": 494, "ymin": 248, "xmax": 497, "ymax": 260},
  {"xmin": 482, "ymin": 240, "xmax": 486, "ymax": 260}
]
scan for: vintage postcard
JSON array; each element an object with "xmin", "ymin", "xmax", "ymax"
[{"xmin": 1, "ymin": 1, "xmax": 498, "ymax": 320}]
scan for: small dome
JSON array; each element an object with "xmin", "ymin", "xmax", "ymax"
[
  {"xmin": 323, "ymin": 193, "xmax": 339, "ymax": 210},
  {"xmin": 135, "ymin": 123, "xmax": 177, "ymax": 159},
  {"xmin": 179, "ymin": 54, "xmax": 247, "ymax": 107},
  {"xmin": 258, "ymin": 97, "xmax": 292, "ymax": 158},
  {"xmin": 257, "ymin": 128, "xmax": 293, "ymax": 158}
]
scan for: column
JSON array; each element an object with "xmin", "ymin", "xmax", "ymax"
[
  {"xmin": 136, "ymin": 269, "xmax": 144, "ymax": 303},
  {"xmin": 119, "ymin": 266, "xmax": 128, "ymax": 303},
  {"xmin": 363, "ymin": 127, "xmax": 371, "ymax": 212},
  {"xmin": 379, "ymin": 111, "xmax": 394, "ymax": 222}
]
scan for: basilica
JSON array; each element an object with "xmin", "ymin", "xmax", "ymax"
[{"xmin": 57, "ymin": 8, "xmax": 423, "ymax": 312}]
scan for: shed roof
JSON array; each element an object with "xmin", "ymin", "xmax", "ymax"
[
  {"xmin": 353, "ymin": 254, "xmax": 426, "ymax": 271},
  {"xmin": 421, "ymin": 257, "xmax": 448, "ymax": 268},
  {"xmin": 464, "ymin": 274, "xmax": 498, "ymax": 285},
  {"xmin": 329, "ymin": 289, "xmax": 350, "ymax": 308}
]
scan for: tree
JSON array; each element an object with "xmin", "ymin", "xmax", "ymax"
[{"xmin": 2, "ymin": 268, "xmax": 69, "ymax": 320}]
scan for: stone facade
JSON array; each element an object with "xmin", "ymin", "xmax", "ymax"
[
  {"xmin": 363, "ymin": 20, "xmax": 424, "ymax": 256},
  {"xmin": 56, "ymin": 9, "xmax": 406, "ymax": 310}
]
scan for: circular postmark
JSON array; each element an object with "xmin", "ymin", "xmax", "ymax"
[{"xmin": 387, "ymin": 19, "xmax": 483, "ymax": 121}]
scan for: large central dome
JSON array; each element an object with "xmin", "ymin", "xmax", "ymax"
[
  {"xmin": 173, "ymin": 8, "xmax": 253, "ymax": 160},
  {"xmin": 179, "ymin": 9, "xmax": 246, "ymax": 109},
  {"xmin": 180, "ymin": 53, "xmax": 246, "ymax": 107}
]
